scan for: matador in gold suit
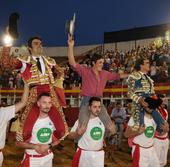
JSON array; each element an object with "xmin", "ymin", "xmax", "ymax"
[
  {"xmin": 0, "ymin": 36, "xmax": 68, "ymax": 142},
  {"xmin": 127, "ymin": 58, "xmax": 165, "ymax": 133}
]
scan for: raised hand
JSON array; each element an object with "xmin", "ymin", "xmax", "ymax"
[{"xmin": 67, "ymin": 34, "xmax": 74, "ymax": 47}]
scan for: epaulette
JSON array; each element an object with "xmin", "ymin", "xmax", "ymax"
[
  {"xmin": 129, "ymin": 71, "xmax": 142, "ymax": 80},
  {"xmin": 17, "ymin": 54, "xmax": 31, "ymax": 63},
  {"xmin": 42, "ymin": 55, "xmax": 56, "ymax": 66}
]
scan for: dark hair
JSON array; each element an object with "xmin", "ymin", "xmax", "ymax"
[
  {"xmin": 27, "ymin": 36, "xmax": 42, "ymax": 48},
  {"xmin": 134, "ymin": 58, "xmax": 148, "ymax": 71},
  {"xmin": 89, "ymin": 97, "xmax": 101, "ymax": 106},
  {"xmin": 91, "ymin": 53, "xmax": 103, "ymax": 66},
  {"xmin": 37, "ymin": 92, "xmax": 50, "ymax": 100}
]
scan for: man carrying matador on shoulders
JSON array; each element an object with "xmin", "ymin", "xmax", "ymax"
[
  {"xmin": 0, "ymin": 36, "xmax": 68, "ymax": 143},
  {"xmin": 127, "ymin": 57, "xmax": 169, "ymax": 133}
]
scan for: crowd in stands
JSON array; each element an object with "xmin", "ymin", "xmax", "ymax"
[
  {"xmin": 0, "ymin": 40, "xmax": 170, "ymax": 89},
  {"xmin": 0, "ymin": 70, "xmax": 23, "ymax": 88},
  {"xmin": 64, "ymin": 40, "xmax": 170, "ymax": 87}
]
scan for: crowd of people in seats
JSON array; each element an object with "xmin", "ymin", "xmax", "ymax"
[
  {"xmin": 0, "ymin": 70, "xmax": 24, "ymax": 88},
  {"xmin": 0, "ymin": 40, "xmax": 170, "ymax": 89},
  {"xmin": 103, "ymin": 41, "xmax": 170, "ymax": 83}
]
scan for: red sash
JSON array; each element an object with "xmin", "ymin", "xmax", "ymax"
[
  {"xmin": 155, "ymin": 135, "xmax": 168, "ymax": 140},
  {"xmin": 132, "ymin": 143, "xmax": 153, "ymax": 167},
  {"xmin": 128, "ymin": 137, "xmax": 134, "ymax": 147},
  {"xmin": 158, "ymin": 106, "xmax": 167, "ymax": 120},
  {"xmin": 72, "ymin": 148, "xmax": 82, "ymax": 167},
  {"xmin": 132, "ymin": 143, "xmax": 140, "ymax": 167}
]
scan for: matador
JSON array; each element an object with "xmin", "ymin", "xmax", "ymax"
[{"xmin": 0, "ymin": 36, "xmax": 68, "ymax": 142}]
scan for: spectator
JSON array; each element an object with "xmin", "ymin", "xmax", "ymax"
[{"xmin": 111, "ymin": 102, "xmax": 126, "ymax": 150}]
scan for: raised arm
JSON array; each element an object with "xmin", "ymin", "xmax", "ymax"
[
  {"xmin": 67, "ymin": 34, "xmax": 76, "ymax": 68},
  {"xmin": 68, "ymin": 120, "xmax": 86, "ymax": 139},
  {"xmin": 119, "ymin": 73, "xmax": 129, "ymax": 79},
  {"xmin": 68, "ymin": 126, "xmax": 86, "ymax": 140},
  {"xmin": 15, "ymin": 83, "xmax": 29, "ymax": 113}
]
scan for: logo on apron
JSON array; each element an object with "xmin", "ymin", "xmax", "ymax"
[
  {"xmin": 90, "ymin": 127, "xmax": 102, "ymax": 140},
  {"xmin": 37, "ymin": 128, "xmax": 52, "ymax": 143},
  {"xmin": 144, "ymin": 126, "xmax": 154, "ymax": 138}
]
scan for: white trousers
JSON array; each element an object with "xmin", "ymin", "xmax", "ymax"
[
  {"xmin": 132, "ymin": 145, "xmax": 160, "ymax": 167},
  {"xmin": 0, "ymin": 152, "xmax": 3, "ymax": 167},
  {"xmin": 22, "ymin": 152, "xmax": 53, "ymax": 167},
  {"xmin": 79, "ymin": 150, "xmax": 104, "ymax": 167},
  {"xmin": 154, "ymin": 138, "xmax": 169, "ymax": 167}
]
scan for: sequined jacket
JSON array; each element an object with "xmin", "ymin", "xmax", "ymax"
[
  {"xmin": 0, "ymin": 47, "xmax": 64, "ymax": 86},
  {"xmin": 127, "ymin": 71, "xmax": 155, "ymax": 103}
]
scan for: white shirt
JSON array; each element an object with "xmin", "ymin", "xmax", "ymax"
[
  {"xmin": 71, "ymin": 117, "xmax": 105, "ymax": 151},
  {"xmin": 26, "ymin": 117, "xmax": 55, "ymax": 155},
  {"xmin": 128, "ymin": 116, "xmax": 156, "ymax": 147},
  {"xmin": 111, "ymin": 107, "xmax": 126, "ymax": 123},
  {"xmin": 0, "ymin": 105, "xmax": 15, "ymax": 149}
]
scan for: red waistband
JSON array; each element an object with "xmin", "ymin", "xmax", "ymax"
[
  {"xmin": 155, "ymin": 136, "xmax": 168, "ymax": 140},
  {"xmin": 25, "ymin": 150, "xmax": 52, "ymax": 158},
  {"xmin": 132, "ymin": 142, "xmax": 153, "ymax": 149},
  {"xmin": 21, "ymin": 150, "xmax": 52, "ymax": 167}
]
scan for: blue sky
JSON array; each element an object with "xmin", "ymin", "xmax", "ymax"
[{"xmin": 0, "ymin": 0, "xmax": 170, "ymax": 46}]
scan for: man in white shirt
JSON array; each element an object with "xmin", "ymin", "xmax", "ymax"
[
  {"xmin": 154, "ymin": 96, "xmax": 169, "ymax": 167},
  {"xmin": 0, "ymin": 83, "xmax": 29, "ymax": 167},
  {"xmin": 68, "ymin": 97, "xmax": 105, "ymax": 167},
  {"xmin": 16, "ymin": 92, "xmax": 61, "ymax": 167},
  {"xmin": 124, "ymin": 110, "xmax": 160, "ymax": 167}
]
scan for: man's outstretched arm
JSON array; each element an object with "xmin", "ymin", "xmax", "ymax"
[{"xmin": 15, "ymin": 83, "xmax": 29, "ymax": 113}]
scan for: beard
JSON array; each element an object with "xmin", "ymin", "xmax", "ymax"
[
  {"xmin": 41, "ymin": 108, "xmax": 50, "ymax": 113},
  {"xmin": 91, "ymin": 110, "xmax": 100, "ymax": 117}
]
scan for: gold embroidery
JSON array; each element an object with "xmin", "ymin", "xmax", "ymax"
[{"xmin": 16, "ymin": 55, "xmax": 68, "ymax": 141}]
